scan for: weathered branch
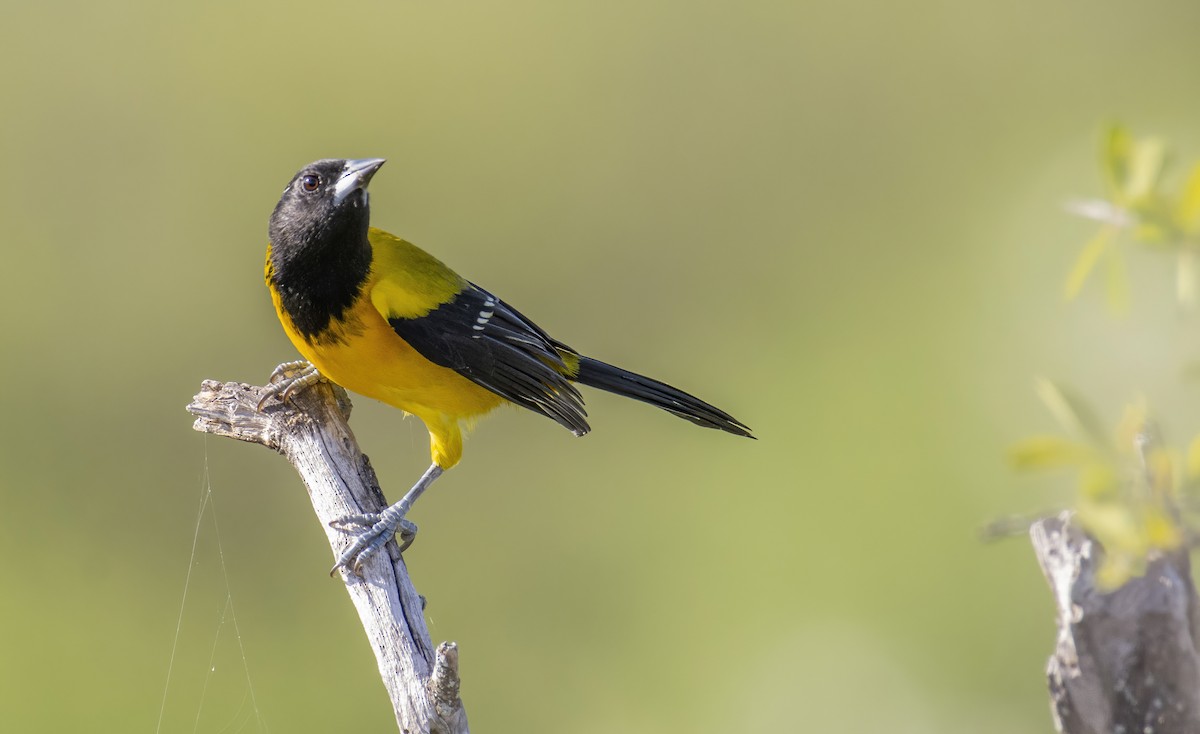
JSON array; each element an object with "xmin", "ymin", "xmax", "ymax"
[
  {"xmin": 1031, "ymin": 511, "xmax": 1200, "ymax": 734},
  {"xmin": 186, "ymin": 379, "xmax": 469, "ymax": 734}
]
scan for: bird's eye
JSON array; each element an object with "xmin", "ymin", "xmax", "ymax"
[{"xmin": 300, "ymin": 174, "xmax": 320, "ymax": 192}]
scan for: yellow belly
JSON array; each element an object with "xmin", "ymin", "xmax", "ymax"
[{"xmin": 271, "ymin": 288, "xmax": 503, "ymax": 468}]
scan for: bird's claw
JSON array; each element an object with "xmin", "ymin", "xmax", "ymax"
[
  {"xmin": 329, "ymin": 511, "xmax": 418, "ymax": 576},
  {"xmin": 268, "ymin": 359, "xmax": 309, "ymax": 383},
  {"xmin": 257, "ymin": 360, "xmax": 325, "ymax": 411}
]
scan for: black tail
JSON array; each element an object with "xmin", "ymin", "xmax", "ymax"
[{"xmin": 574, "ymin": 356, "xmax": 754, "ymax": 438}]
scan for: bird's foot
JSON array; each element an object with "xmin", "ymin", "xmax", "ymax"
[
  {"xmin": 257, "ymin": 360, "xmax": 325, "ymax": 411},
  {"xmin": 328, "ymin": 505, "xmax": 418, "ymax": 576}
]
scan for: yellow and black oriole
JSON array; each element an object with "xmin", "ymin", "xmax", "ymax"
[{"xmin": 263, "ymin": 158, "xmax": 752, "ymax": 573}]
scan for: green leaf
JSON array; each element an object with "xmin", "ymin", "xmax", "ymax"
[
  {"xmin": 1176, "ymin": 162, "xmax": 1200, "ymax": 234},
  {"xmin": 1009, "ymin": 435, "xmax": 1098, "ymax": 470},
  {"xmin": 1186, "ymin": 434, "xmax": 1200, "ymax": 479},
  {"xmin": 1064, "ymin": 226, "xmax": 1113, "ymax": 300},
  {"xmin": 1133, "ymin": 222, "xmax": 1174, "ymax": 245},
  {"xmin": 1034, "ymin": 378, "xmax": 1111, "ymax": 449},
  {"xmin": 1079, "ymin": 501, "xmax": 1145, "ymax": 556},
  {"xmin": 1079, "ymin": 463, "xmax": 1118, "ymax": 499},
  {"xmin": 1125, "ymin": 136, "xmax": 1166, "ymax": 202},
  {"xmin": 1100, "ymin": 124, "xmax": 1133, "ymax": 199},
  {"xmin": 1104, "ymin": 240, "xmax": 1130, "ymax": 313},
  {"xmin": 1129, "ymin": 194, "xmax": 1180, "ymax": 245},
  {"xmin": 1143, "ymin": 505, "xmax": 1182, "ymax": 550}
]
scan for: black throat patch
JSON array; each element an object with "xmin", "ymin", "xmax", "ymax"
[
  {"xmin": 267, "ymin": 161, "xmax": 375, "ymax": 343},
  {"xmin": 269, "ymin": 238, "xmax": 372, "ymax": 343}
]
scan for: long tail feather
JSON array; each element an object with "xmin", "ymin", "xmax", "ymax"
[{"xmin": 573, "ymin": 357, "xmax": 754, "ymax": 438}]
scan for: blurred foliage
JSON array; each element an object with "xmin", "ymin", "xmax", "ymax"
[
  {"xmin": 1018, "ymin": 124, "xmax": 1200, "ymax": 590},
  {"xmin": 1066, "ymin": 124, "xmax": 1200, "ymax": 310},
  {"xmin": 1011, "ymin": 380, "xmax": 1191, "ymax": 588}
]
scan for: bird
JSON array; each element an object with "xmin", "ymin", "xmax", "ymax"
[{"xmin": 262, "ymin": 158, "xmax": 753, "ymax": 574}]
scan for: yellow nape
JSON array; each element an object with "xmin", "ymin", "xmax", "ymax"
[{"xmin": 367, "ymin": 228, "xmax": 467, "ymax": 319}]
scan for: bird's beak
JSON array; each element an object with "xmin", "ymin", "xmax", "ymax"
[{"xmin": 333, "ymin": 158, "xmax": 386, "ymax": 205}]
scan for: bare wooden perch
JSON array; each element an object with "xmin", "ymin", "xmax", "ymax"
[
  {"xmin": 1031, "ymin": 512, "xmax": 1200, "ymax": 734},
  {"xmin": 186, "ymin": 379, "xmax": 469, "ymax": 734}
]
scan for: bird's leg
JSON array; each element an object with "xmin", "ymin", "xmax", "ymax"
[
  {"xmin": 257, "ymin": 360, "xmax": 326, "ymax": 411},
  {"xmin": 329, "ymin": 464, "xmax": 445, "ymax": 575}
]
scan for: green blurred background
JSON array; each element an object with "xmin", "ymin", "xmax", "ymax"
[{"xmin": 3, "ymin": 1, "xmax": 1200, "ymax": 731}]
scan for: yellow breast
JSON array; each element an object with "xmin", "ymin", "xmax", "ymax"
[{"xmin": 272, "ymin": 288, "xmax": 503, "ymax": 422}]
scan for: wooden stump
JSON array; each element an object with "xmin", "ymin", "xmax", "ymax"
[
  {"xmin": 187, "ymin": 379, "xmax": 469, "ymax": 734},
  {"xmin": 1031, "ymin": 512, "xmax": 1200, "ymax": 734}
]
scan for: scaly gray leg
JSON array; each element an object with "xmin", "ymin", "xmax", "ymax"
[{"xmin": 329, "ymin": 464, "xmax": 445, "ymax": 575}]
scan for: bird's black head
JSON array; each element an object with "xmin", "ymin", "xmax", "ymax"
[
  {"xmin": 267, "ymin": 158, "xmax": 385, "ymax": 342},
  {"xmin": 269, "ymin": 158, "xmax": 385, "ymax": 259}
]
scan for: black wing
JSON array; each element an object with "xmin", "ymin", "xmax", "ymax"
[{"xmin": 388, "ymin": 284, "xmax": 590, "ymax": 435}]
